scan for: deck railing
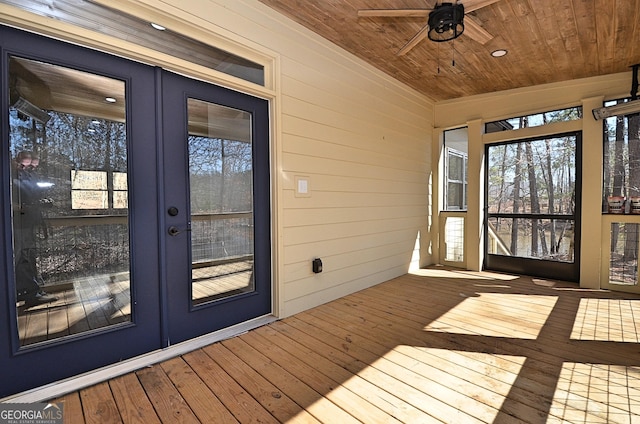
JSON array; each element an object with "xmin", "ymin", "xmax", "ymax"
[{"xmin": 31, "ymin": 212, "xmax": 253, "ymax": 285}]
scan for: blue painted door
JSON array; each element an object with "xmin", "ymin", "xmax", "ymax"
[
  {"xmin": 0, "ymin": 26, "xmax": 271, "ymax": 397},
  {"xmin": 0, "ymin": 25, "xmax": 162, "ymax": 398},
  {"xmin": 161, "ymin": 70, "xmax": 271, "ymax": 344}
]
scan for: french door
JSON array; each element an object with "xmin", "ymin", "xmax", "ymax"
[
  {"xmin": 484, "ymin": 132, "xmax": 582, "ymax": 281},
  {"xmin": 161, "ymin": 70, "xmax": 271, "ymax": 345},
  {"xmin": 0, "ymin": 26, "xmax": 271, "ymax": 397}
]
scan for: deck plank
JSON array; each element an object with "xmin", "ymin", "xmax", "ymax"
[
  {"xmin": 109, "ymin": 373, "xmax": 161, "ymax": 424},
  {"xmin": 204, "ymin": 341, "xmax": 323, "ymax": 423},
  {"xmin": 182, "ymin": 348, "xmax": 279, "ymax": 423},
  {"xmin": 293, "ymin": 307, "xmax": 493, "ymax": 423},
  {"xmin": 159, "ymin": 356, "xmax": 239, "ymax": 424},
  {"xmin": 135, "ymin": 364, "xmax": 200, "ymax": 423},
  {"xmin": 344, "ymin": 292, "xmax": 553, "ymax": 403},
  {"xmin": 259, "ymin": 321, "xmax": 432, "ymax": 423},
  {"xmin": 235, "ymin": 326, "xmax": 404, "ymax": 423},
  {"xmin": 79, "ymin": 381, "xmax": 122, "ymax": 424},
  {"xmin": 54, "ymin": 391, "xmax": 84, "ymax": 424}
]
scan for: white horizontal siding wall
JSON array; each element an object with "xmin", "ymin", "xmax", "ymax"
[
  {"xmin": 151, "ymin": 0, "xmax": 435, "ymax": 316},
  {"xmin": 279, "ymin": 70, "xmax": 431, "ymax": 315},
  {"xmin": 255, "ymin": 3, "xmax": 433, "ymax": 316}
]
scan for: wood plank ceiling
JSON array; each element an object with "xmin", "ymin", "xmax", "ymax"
[{"xmin": 257, "ymin": 0, "xmax": 640, "ymax": 102}]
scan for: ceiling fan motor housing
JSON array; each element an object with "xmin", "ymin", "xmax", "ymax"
[{"xmin": 428, "ymin": 3, "xmax": 465, "ymax": 42}]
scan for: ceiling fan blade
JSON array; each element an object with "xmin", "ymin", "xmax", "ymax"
[
  {"xmin": 463, "ymin": 15, "xmax": 494, "ymax": 44},
  {"xmin": 358, "ymin": 9, "xmax": 431, "ymax": 18},
  {"xmin": 458, "ymin": 0, "xmax": 501, "ymax": 13},
  {"xmin": 397, "ymin": 24, "xmax": 430, "ymax": 56}
]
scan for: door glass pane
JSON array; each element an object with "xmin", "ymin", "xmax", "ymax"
[
  {"xmin": 9, "ymin": 56, "xmax": 131, "ymax": 347},
  {"xmin": 187, "ymin": 99, "xmax": 254, "ymax": 305}
]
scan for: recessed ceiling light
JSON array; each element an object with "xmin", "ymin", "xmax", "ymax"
[
  {"xmin": 491, "ymin": 49, "xmax": 508, "ymax": 58},
  {"xmin": 151, "ymin": 23, "xmax": 166, "ymax": 31},
  {"xmin": 105, "ymin": 97, "xmax": 117, "ymax": 103}
]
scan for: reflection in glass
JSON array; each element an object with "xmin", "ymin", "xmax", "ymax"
[
  {"xmin": 9, "ymin": 56, "xmax": 130, "ymax": 346},
  {"xmin": 187, "ymin": 99, "xmax": 255, "ymax": 305}
]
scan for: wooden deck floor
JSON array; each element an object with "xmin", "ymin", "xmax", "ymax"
[{"xmin": 51, "ymin": 268, "xmax": 640, "ymax": 423}]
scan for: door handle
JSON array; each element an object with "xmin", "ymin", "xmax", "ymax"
[{"xmin": 168, "ymin": 226, "xmax": 191, "ymax": 236}]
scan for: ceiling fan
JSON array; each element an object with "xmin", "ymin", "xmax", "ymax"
[{"xmin": 357, "ymin": 0, "xmax": 501, "ymax": 56}]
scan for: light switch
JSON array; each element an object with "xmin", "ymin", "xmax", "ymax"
[
  {"xmin": 298, "ymin": 178, "xmax": 308, "ymax": 194},
  {"xmin": 294, "ymin": 175, "xmax": 311, "ymax": 197}
]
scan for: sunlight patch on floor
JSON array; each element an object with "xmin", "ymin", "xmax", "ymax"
[
  {"xmin": 347, "ymin": 346, "xmax": 528, "ymax": 423},
  {"xmin": 410, "ymin": 267, "xmax": 519, "ymax": 281},
  {"xmin": 571, "ymin": 298, "xmax": 640, "ymax": 342},
  {"xmin": 424, "ymin": 293, "xmax": 557, "ymax": 339},
  {"xmin": 550, "ymin": 363, "xmax": 640, "ymax": 423}
]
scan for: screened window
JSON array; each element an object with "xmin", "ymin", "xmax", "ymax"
[
  {"xmin": 446, "ymin": 149, "xmax": 467, "ymax": 210},
  {"xmin": 444, "ymin": 127, "xmax": 468, "ymax": 210},
  {"xmin": 485, "ymin": 106, "xmax": 582, "ymax": 133},
  {"xmin": 443, "ymin": 216, "xmax": 464, "ymax": 262},
  {"xmin": 602, "ymin": 100, "xmax": 640, "ymax": 287},
  {"xmin": 602, "ymin": 99, "xmax": 640, "ymax": 213}
]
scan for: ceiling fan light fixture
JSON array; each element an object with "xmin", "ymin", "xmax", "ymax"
[
  {"xmin": 427, "ymin": 3, "xmax": 465, "ymax": 42},
  {"xmin": 150, "ymin": 22, "xmax": 166, "ymax": 31},
  {"xmin": 491, "ymin": 49, "xmax": 508, "ymax": 57}
]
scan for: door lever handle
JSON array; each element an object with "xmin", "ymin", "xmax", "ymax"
[{"xmin": 168, "ymin": 226, "xmax": 191, "ymax": 236}]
